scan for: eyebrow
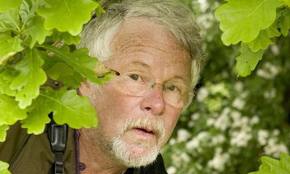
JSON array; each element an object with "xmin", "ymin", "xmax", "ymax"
[
  {"xmin": 169, "ymin": 75, "xmax": 188, "ymax": 84},
  {"xmin": 127, "ymin": 61, "xmax": 150, "ymax": 69}
]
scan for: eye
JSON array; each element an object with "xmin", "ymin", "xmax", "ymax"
[
  {"xmin": 128, "ymin": 73, "xmax": 141, "ymax": 81},
  {"xmin": 165, "ymin": 84, "xmax": 181, "ymax": 93}
]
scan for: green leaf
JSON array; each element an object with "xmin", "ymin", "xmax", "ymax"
[
  {"xmin": 248, "ymin": 24, "xmax": 280, "ymax": 52},
  {"xmin": 10, "ymin": 49, "xmax": 47, "ymax": 109},
  {"xmin": 43, "ymin": 46, "xmax": 113, "ymax": 85},
  {"xmin": 235, "ymin": 44, "xmax": 264, "ymax": 77},
  {"xmin": 0, "ymin": 161, "xmax": 11, "ymax": 174},
  {"xmin": 37, "ymin": 0, "xmax": 99, "ymax": 35},
  {"xmin": 281, "ymin": 0, "xmax": 290, "ymax": 7},
  {"xmin": 24, "ymin": 16, "xmax": 52, "ymax": 48},
  {"xmin": 0, "ymin": 34, "xmax": 23, "ymax": 65},
  {"xmin": 0, "ymin": 0, "xmax": 21, "ymax": 12},
  {"xmin": 0, "ymin": 67, "xmax": 18, "ymax": 96},
  {"xmin": 281, "ymin": 153, "xmax": 290, "ymax": 172},
  {"xmin": 215, "ymin": 0, "xmax": 282, "ymax": 45},
  {"xmin": 249, "ymin": 154, "xmax": 290, "ymax": 174},
  {"xmin": 0, "ymin": 9, "xmax": 21, "ymax": 32},
  {"xmin": 49, "ymin": 32, "xmax": 81, "ymax": 45},
  {"xmin": 47, "ymin": 62, "xmax": 83, "ymax": 88},
  {"xmin": 278, "ymin": 9, "xmax": 290, "ymax": 36},
  {"xmin": 40, "ymin": 89, "xmax": 98, "ymax": 128},
  {"xmin": 0, "ymin": 94, "xmax": 27, "ymax": 125},
  {"xmin": 21, "ymin": 95, "xmax": 51, "ymax": 134},
  {"xmin": 0, "ymin": 125, "xmax": 9, "ymax": 142}
]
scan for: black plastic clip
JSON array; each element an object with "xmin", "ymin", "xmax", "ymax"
[{"xmin": 47, "ymin": 121, "xmax": 68, "ymax": 174}]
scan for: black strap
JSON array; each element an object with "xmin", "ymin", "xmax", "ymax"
[{"xmin": 47, "ymin": 120, "xmax": 68, "ymax": 174}]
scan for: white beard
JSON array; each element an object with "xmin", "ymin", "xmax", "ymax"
[{"xmin": 111, "ymin": 135, "xmax": 160, "ymax": 167}]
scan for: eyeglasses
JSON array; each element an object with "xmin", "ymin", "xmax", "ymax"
[{"xmin": 109, "ymin": 70, "xmax": 192, "ymax": 108}]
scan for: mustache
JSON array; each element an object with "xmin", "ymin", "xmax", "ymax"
[{"xmin": 122, "ymin": 117, "xmax": 165, "ymax": 139}]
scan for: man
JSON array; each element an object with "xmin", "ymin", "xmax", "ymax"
[{"xmin": 0, "ymin": 0, "xmax": 202, "ymax": 173}]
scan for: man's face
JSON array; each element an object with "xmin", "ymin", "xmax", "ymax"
[{"xmin": 81, "ymin": 18, "xmax": 192, "ymax": 167}]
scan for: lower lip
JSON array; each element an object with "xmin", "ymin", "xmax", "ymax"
[{"xmin": 131, "ymin": 128, "xmax": 156, "ymax": 139}]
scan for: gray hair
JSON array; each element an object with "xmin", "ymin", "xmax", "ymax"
[{"xmin": 80, "ymin": 0, "xmax": 203, "ymax": 88}]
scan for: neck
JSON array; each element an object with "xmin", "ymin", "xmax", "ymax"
[{"xmin": 79, "ymin": 129, "xmax": 127, "ymax": 174}]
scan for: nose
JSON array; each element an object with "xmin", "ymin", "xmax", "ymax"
[{"xmin": 140, "ymin": 86, "xmax": 165, "ymax": 115}]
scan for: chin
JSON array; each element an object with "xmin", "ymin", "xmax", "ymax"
[{"xmin": 111, "ymin": 136, "xmax": 160, "ymax": 167}]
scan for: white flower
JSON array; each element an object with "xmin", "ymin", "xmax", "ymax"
[
  {"xmin": 169, "ymin": 139, "xmax": 176, "ymax": 145},
  {"xmin": 177, "ymin": 129, "xmax": 191, "ymax": 142},
  {"xmin": 208, "ymin": 149, "xmax": 230, "ymax": 171},
  {"xmin": 273, "ymin": 129, "xmax": 280, "ymax": 136},
  {"xmin": 167, "ymin": 166, "xmax": 176, "ymax": 174},
  {"xmin": 186, "ymin": 138, "xmax": 199, "ymax": 150},
  {"xmin": 234, "ymin": 81, "xmax": 243, "ymax": 92},
  {"xmin": 191, "ymin": 113, "xmax": 200, "ymax": 121},
  {"xmin": 231, "ymin": 111, "xmax": 242, "ymax": 121},
  {"xmin": 206, "ymin": 118, "xmax": 215, "ymax": 126},
  {"xmin": 198, "ymin": 0, "xmax": 209, "ymax": 12},
  {"xmin": 271, "ymin": 45, "xmax": 280, "ymax": 55},
  {"xmin": 258, "ymin": 130, "xmax": 269, "ymax": 146},
  {"xmin": 257, "ymin": 62, "xmax": 280, "ymax": 79},
  {"xmin": 197, "ymin": 131, "xmax": 210, "ymax": 140},
  {"xmin": 232, "ymin": 98, "xmax": 245, "ymax": 110},
  {"xmin": 257, "ymin": 69, "xmax": 272, "ymax": 79},
  {"xmin": 211, "ymin": 134, "xmax": 226, "ymax": 145},
  {"xmin": 264, "ymin": 89, "xmax": 276, "ymax": 99},
  {"xmin": 250, "ymin": 116, "xmax": 259, "ymax": 125},
  {"xmin": 230, "ymin": 130, "xmax": 252, "ymax": 147},
  {"xmin": 264, "ymin": 141, "xmax": 289, "ymax": 157},
  {"xmin": 197, "ymin": 87, "xmax": 209, "ymax": 102},
  {"xmin": 213, "ymin": 114, "xmax": 230, "ymax": 131},
  {"xmin": 180, "ymin": 152, "xmax": 190, "ymax": 162}
]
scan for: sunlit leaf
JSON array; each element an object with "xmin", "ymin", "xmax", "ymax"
[
  {"xmin": 235, "ymin": 44, "xmax": 264, "ymax": 77},
  {"xmin": 10, "ymin": 49, "xmax": 47, "ymax": 108},
  {"xmin": 0, "ymin": 125, "xmax": 9, "ymax": 142},
  {"xmin": 44, "ymin": 46, "xmax": 113, "ymax": 85},
  {"xmin": 0, "ymin": 67, "xmax": 18, "ymax": 96},
  {"xmin": 21, "ymin": 95, "xmax": 51, "ymax": 134},
  {"xmin": 249, "ymin": 154, "xmax": 290, "ymax": 174},
  {"xmin": 24, "ymin": 16, "xmax": 52, "ymax": 48},
  {"xmin": 40, "ymin": 89, "xmax": 98, "ymax": 128},
  {"xmin": 47, "ymin": 62, "xmax": 83, "ymax": 88},
  {"xmin": 281, "ymin": 0, "xmax": 290, "ymax": 7},
  {"xmin": 0, "ymin": 161, "xmax": 11, "ymax": 174},
  {"xmin": 279, "ymin": 9, "xmax": 290, "ymax": 36},
  {"xmin": 37, "ymin": 0, "xmax": 99, "ymax": 35},
  {"xmin": 0, "ymin": 94, "xmax": 27, "ymax": 125},
  {"xmin": 49, "ymin": 32, "xmax": 81, "ymax": 45},
  {"xmin": 248, "ymin": 24, "xmax": 280, "ymax": 52},
  {"xmin": 215, "ymin": 0, "xmax": 282, "ymax": 45},
  {"xmin": 0, "ymin": 34, "xmax": 23, "ymax": 65},
  {"xmin": 0, "ymin": 9, "xmax": 21, "ymax": 32},
  {"xmin": 0, "ymin": 0, "xmax": 21, "ymax": 12}
]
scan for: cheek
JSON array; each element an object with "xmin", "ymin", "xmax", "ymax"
[
  {"xmin": 163, "ymin": 108, "xmax": 182, "ymax": 140},
  {"xmin": 93, "ymin": 85, "xmax": 139, "ymax": 134}
]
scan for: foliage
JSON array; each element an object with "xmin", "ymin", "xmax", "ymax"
[
  {"xmin": 215, "ymin": 0, "xmax": 290, "ymax": 77},
  {"xmin": 0, "ymin": 161, "xmax": 10, "ymax": 174},
  {"xmin": 249, "ymin": 154, "xmax": 290, "ymax": 174},
  {"xmin": 163, "ymin": 0, "xmax": 290, "ymax": 174},
  {"xmin": 0, "ymin": 0, "xmax": 113, "ymax": 143}
]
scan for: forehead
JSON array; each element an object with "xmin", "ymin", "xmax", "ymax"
[{"xmin": 106, "ymin": 18, "xmax": 192, "ymax": 82}]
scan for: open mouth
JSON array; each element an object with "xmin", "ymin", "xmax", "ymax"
[{"xmin": 133, "ymin": 127, "xmax": 155, "ymax": 135}]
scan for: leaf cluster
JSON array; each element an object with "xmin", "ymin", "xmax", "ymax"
[
  {"xmin": 0, "ymin": 0, "xmax": 113, "ymax": 143},
  {"xmin": 249, "ymin": 154, "xmax": 290, "ymax": 174},
  {"xmin": 215, "ymin": 0, "xmax": 290, "ymax": 76}
]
